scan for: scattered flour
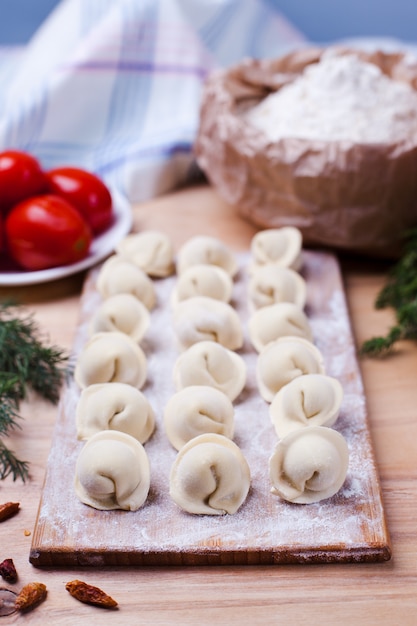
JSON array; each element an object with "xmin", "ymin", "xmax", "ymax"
[{"xmin": 246, "ymin": 51, "xmax": 417, "ymax": 143}]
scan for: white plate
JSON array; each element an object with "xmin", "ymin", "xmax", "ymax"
[{"xmin": 0, "ymin": 187, "xmax": 133, "ymax": 286}]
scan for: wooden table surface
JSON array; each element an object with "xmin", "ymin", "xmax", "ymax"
[{"xmin": 1, "ymin": 185, "xmax": 416, "ymax": 625}]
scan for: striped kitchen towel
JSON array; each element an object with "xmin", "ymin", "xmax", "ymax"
[{"xmin": 0, "ymin": 0, "xmax": 305, "ymax": 203}]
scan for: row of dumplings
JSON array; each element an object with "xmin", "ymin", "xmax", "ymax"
[
  {"xmin": 167, "ymin": 238, "xmax": 250, "ymax": 516},
  {"xmin": 167, "ymin": 235, "xmax": 250, "ymax": 511},
  {"xmin": 248, "ymin": 228, "xmax": 349, "ymax": 504},
  {"xmin": 168, "ymin": 239, "xmax": 249, "ymax": 514},
  {"xmin": 73, "ymin": 231, "xmax": 175, "ymax": 511}
]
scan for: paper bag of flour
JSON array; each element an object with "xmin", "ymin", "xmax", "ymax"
[{"xmin": 195, "ymin": 47, "xmax": 417, "ymax": 258}]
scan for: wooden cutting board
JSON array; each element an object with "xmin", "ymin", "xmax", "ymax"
[{"xmin": 29, "ymin": 245, "xmax": 391, "ymax": 567}]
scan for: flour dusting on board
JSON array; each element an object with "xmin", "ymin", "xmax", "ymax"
[{"xmin": 31, "ymin": 250, "xmax": 390, "ymax": 565}]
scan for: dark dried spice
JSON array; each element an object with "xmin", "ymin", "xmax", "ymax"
[
  {"xmin": 65, "ymin": 579, "xmax": 118, "ymax": 608},
  {"xmin": 0, "ymin": 501, "xmax": 19, "ymax": 522},
  {"xmin": 0, "ymin": 558, "xmax": 17, "ymax": 583},
  {"xmin": 15, "ymin": 582, "xmax": 47, "ymax": 612}
]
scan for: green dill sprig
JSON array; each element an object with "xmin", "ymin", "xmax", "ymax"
[
  {"xmin": 0, "ymin": 440, "xmax": 29, "ymax": 482},
  {"xmin": 361, "ymin": 228, "xmax": 417, "ymax": 357},
  {"xmin": 0, "ymin": 373, "xmax": 27, "ymax": 481},
  {"xmin": 0, "ymin": 303, "xmax": 69, "ymax": 403},
  {"xmin": 0, "ymin": 373, "xmax": 23, "ymax": 435},
  {"xmin": 0, "ymin": 302, "xmax": 70, "ymax": 481}
]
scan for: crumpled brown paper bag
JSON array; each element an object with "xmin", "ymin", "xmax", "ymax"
[{"xmin": 194, "ymin": 46, "xmax": 417, "ymax": 258}]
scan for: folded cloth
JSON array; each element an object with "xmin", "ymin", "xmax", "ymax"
[{"xmin": 0, "ymin": 0, "xmax": 305, "ymax": 204}]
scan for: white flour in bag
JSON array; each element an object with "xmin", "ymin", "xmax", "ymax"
[{"xmin": 245, "ymin": 51, "xmax": 417, "ymax": 144}]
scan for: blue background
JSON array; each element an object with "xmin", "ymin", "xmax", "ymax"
[
  {"xmin": 0, "ymin": 0, "xmax": 60, "ymax": 44},
  {"xmin": 267, "ymin": 0, "xmax": 417, "ymax": 43},
  {"xmin": 0, "ymin": 0, "xmax": 416, "ymax": 44}
]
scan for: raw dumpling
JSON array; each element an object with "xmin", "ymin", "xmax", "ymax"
[
  {"xmin": 74, "ymin": 331, "xmax": 147, "ymax": 390},
  {"xmin": 173, "ymin": 296, "xmax": 243, "ymax": 351},
  {"xmin": 116, "ymin": 230, "xmax": 175, "ymax": 277},
  {"xmin": 74, "ymin": 430, "xmax": 150, "ymax": 511},
  {"xmin": 176, "ymin": 235, "xmax": 238, "ymax": 277},
  {"xmin": 250, "ymin": 227, "xmax": 302, "ymax": 272},
  {"xmin": 248, "ymin": 265, "xmax": 307, "ymax": 310},
  {"xmin": 89, "ymin": 293, "xmax": 150, "ymax": 343},
  {"xmin": 76, "ymin": 382, "xmax": 155, "ymax": 443},
  {"xmin": 96, "ymin": 254, "xmax": 156, "ymax": 310},
  {"xmin": 171, "ymin": 264, "xmax": 233, "ymax": 307},
  {"xmin": 256, "ymin": 336, "xmax": 325, "ymax": 402},
  {"xmin": 269, "ymin": 426, "xmax": 349, "ymax": 504},
  {"xmin": 173, "ymin": 340, "xmax": 246, "ymax": 402},
  {"xmin": 163, "ymin": 385, "xmax": 234, "ymax": 450},
  {"xmin": 269, "ymin": 374, "xmax": 344, "ymax": 438},
  {"xmin": 248, "ymin": 302, "xmax": 312, "ymax": 352},
  {"xmin": 169, "ymin": 433, "xmax": 251, "ymax": 515}
]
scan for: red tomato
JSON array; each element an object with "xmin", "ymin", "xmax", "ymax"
[
  {"xmin": 0, "ymin": 150, "xmax": 47, "ymax": 214},
  {"xmin": 5, "ymin": 195, "xmax": 92, "ymax": 271},
  {"xmin": 46, "ymin": 167, "xmax": 113, "ymax": 234}
]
